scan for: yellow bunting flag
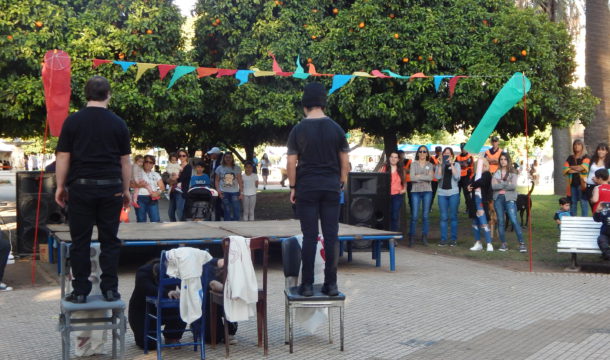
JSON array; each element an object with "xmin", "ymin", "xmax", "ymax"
[
  {"xmin": 250, "ymin": 67, "xmax": 276, "ymax": 77},
  {"xmin": 135, "ymin": 63, "xmax": 158, "ymax": 82},
  {"xmin": 352, "ymin": 71, "xmax": 376, "ymax": 78}
]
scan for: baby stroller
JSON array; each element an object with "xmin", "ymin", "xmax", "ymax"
[{"xmin": 184, "ymin": 186, "xmax": 218, "ymax": 221}]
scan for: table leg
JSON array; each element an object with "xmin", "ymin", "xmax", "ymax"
[{"xmin": 389, "ymin": 238, "xmax": 396, "ymax": 272}]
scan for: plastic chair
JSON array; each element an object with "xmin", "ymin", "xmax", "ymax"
[
  {"xmin": 282, "ymin": 236, "xmax": 345, "ymax": 353},
  {"xmin": 209, "ymin": 236, "xmax": 269, "ymax": 357},
  {"xmin": 58, "ymin": 242, "xmax": 126, "ymax": 360},
  {"xmin": 144, "ymin": 250, "xmax": 208, "ymax": 360}
]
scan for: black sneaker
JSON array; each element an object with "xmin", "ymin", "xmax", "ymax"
[
  {"xmin": 65, "ymin": 292, "xmax": 87, "ymax": 304},
  {"xmin": 321, "ymin": 283, "xmax": 339, "ymax": 296},
  {"xmin": 298, "ymin": 284, "xmax": 313, "ymax": 297},
  {"xmin": 103, "ymin": 290, "xmax": 121, "ymax": 302},
  {"xmin": 519, "ymin": 243, "xmax": 527, "ymax": 253}
]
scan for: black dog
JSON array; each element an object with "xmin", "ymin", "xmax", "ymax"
[{"xmin": 507, "ymin": 181, "xmax": 534, "ymax": 231}]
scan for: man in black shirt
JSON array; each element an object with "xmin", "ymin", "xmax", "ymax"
[
  {"xmin": 55, "ymin": 76, "xmax": 132, "ymax": 303},
  {"xmin": 287, "ymin": 82, "xmax": 350, "ymax": 297}
]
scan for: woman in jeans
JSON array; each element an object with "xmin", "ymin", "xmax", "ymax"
[
  {"xmin": 409, "ymin": 145, "xmax": 434, "ymax": 246},
  {"xmin": 134, "ymin": 155, "xmax": 164, "ymax": 222},
  {"xmin": 435, "ymin": 147, "xmax": 461, "ymax": 246},
  {"xmin": 168, "ymin": 149, "xmax": 192, "ymax": 221},
  {"xmin": 492, "ymin": 152, "xmax": 526, "ymax": 252},
  {"xmin": 380, "ymin": 151, "xmax": 406, "ymax": 232},
  {"xmin": 563, "ymin": 139, "xmax": 589, "ymax": 216},
  {"xmin": 467, "ymin": 157, "xmax": 494, "ymax": 252},
  {"xmin": 214, "ymin": 152, "xmax": 244, "ymax": 221}
]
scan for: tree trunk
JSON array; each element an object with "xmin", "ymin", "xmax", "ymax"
[
  {"xmin": 244, "ymin": 143, "xmax": 254, "ymax": 162},
  {"xmin": 382, "ymin": 131, "xmax": 398, "ymax": 157},
  {"xmin": 552, "ymin": 127, "xmax": 571, "ymax": 195},
  {"xmin": 584, "ymin": 0, "xmax": 610, "ymax": 149}
]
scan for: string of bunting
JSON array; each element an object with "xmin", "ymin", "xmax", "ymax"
[{"xmin": 92, "ymin": 53, "xmax": 507, "ymax": 97}]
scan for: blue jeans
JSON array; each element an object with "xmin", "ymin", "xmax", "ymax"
[
  {"xmin": 438, "ymin": 193, "xmax": 460, "ymax": 243},
  {"xmin": 410, "ymin": 191, "xmax": 432, "ymax": 236},
  {"xmin": 494, "ymin": 194, "xmax": 524, "ymax": 244},
  {"xmin": 221, "ymin": 192, "xmax": 241, "ymax": 221},
  {"xmin": 472, "ymin": 195, "xmax": 491, "ymax": 244},
  {"xmin": 570, "ymin": 185, "xmax": 589, "ymax": 216},
  {"xmin": 135, "ymin": 196, "xmax": 161, "ymax": 223},
  {"xmin": 390, "ymin": 194, "xmax": 404, "ymax": 231},
  {"xmin": 168, "ymin": 191, "xmax": 186, "ymax": 222}
]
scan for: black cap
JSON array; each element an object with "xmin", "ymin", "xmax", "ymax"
[
  {"xmin": 491, "ymin": 136, "xmax": 499, "ymax": 142},
  {"xmin": 435, "ymin": 146, "xmax": 442, "ymax": 152},
  {"xmin": 302, "ymin": 82, "xmax": 327, "ymax": 108},
  {"xmin": 460, "ymin": 142, "xmax": 466, "ymax": 149}
]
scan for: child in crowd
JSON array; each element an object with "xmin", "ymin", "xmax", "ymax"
[
  {"xmin": 190, "ymin": 161, "xmax": 211, "ymax": 188},
  {"xmin": 132, "ymin": 155, "xmax": 157, "ymax": 208},
  {"xmin": 554, "ymin": 197, "xmax": 571, "ymax": 227},
  {"xmin": 590, "ymin": 169, "xmax": 610, "ymax": 213},
  {"xmin": 165, "ymin": 153, "xmax": 182, "ymax": 199},
  {"xmin": 242, "ymin": 161, "xmax": 259, "ymax": 221}
]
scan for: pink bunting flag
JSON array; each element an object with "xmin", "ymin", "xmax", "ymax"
[
  {"xmin": 268, "ymin": 52, "xmax": 283, "ymax": 73},
  {"xmin": 409, "ymin": 72, "xmax": 428, "ymax": 81},
  {"xmin": 371, "ymin": 70, "xmax": 391, "ymax": 78},
  {"xmin": 92, "ymin": 59, "xmax": 112, "ymax": 68},
  {"xmin": 158, "ymin": 64, "xmax": 177, "ymax": 80},
  {"xmin": 216, "ymin": 69, "xmax": 238, "ymax": 78},
  {"xmin": 197, "ymin": 67, "xmax": 218, "ymax": 78},
  {"xmin": 448, "ymin": 76, "xmax": 469, "ymax": 98}
]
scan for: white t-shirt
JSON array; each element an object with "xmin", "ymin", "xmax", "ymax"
[
  {"xmin": 242, "ymin": 173, "xmax": 258, "ymax": 196},
  {"xmin": 138, "ymin": 171, "xmax": 162, "ymax": 196},
  {"xmin": 587, "ymin": 162, "xmax": 606, "ymax": 185}
]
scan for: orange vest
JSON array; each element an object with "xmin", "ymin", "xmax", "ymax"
[
  {"xmin": 485, "ymin": 147, "xmax": 502, "ymax": 174},
  {"xmin": 431, "ymin": 156, "xmax": 439, "ymax": 182},
  {"xmin": 403, "ymin": 159, "xmax": 412, "ymax": 182},
  {"xmin": 455, "ymin": 153, "xmax": 474, "ymax": 178}
]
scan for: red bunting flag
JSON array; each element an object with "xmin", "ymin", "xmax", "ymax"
[
  {"xmin": 92, "ymin": 59, "xmax": 112, "ymax": 68},
  {"xmin": 157, "ymin": 64, "xmax": 177, "ymax": 80},
  {"xmin": 448, "ymin": 76, "xmax": 469, "ymax": 98},
  {"xmin": 268, "ymin": 52, "xmax": 283, "ymax": 73},
  {"xmin": 42, "ymin": 50, "xmax": 71, "ymax": 137},
  {"xmin": 216, "ymin": 69, "xmax": 238, "ymax": 77}
]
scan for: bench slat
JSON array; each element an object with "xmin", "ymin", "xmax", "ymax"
[{"xmin": 558, "ymin": 217, "xmax": 603, "ymax": 256}]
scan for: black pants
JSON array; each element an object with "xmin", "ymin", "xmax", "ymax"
[
  {"xmin": 0, "ymin": 231, "xmax": 10, "ymax": 282},
  {"xmin": 598, "ymin": 234, "xmax": 610, "ymax": 259},
  {"xmin": 459, "ymin": 176, "xmax": 473, "ymax": 211},
  {"xmin": 130, "ymin": 305, "xmax": 186, "ymax": 350},
  {"xmin": 406, "ymin": 182, "xmax": 413, "ymax": 213},
  {"xmin": 430, "ymin": 181, "xmax": 438, "ymax": 212},
  {"xmin": 296, "ymin": 190, "xmax": 340, "ymax": 286},
  {"xmin": 68, "ymin": 183, "xmax": 123, "ymax": 295}
]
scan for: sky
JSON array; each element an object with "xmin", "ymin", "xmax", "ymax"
[{"xmin": 174, "ymin": 0, "xmax": 197, "ymax": 16}]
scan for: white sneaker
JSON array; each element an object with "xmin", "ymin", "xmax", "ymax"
[
  {"xmin": 0, "ymin": 283, "xmax": 13, "ymax": 291},
  {"xmin": 470, "ymin": 241, "xmax": 483, "ymax": 251},
  {"xmin": 7, "ymin": 253, "xmax": 14, "ymax": 265},
  {"xmin": 486, "ymin": 243, "xmax": 494, "ymax": 252}
]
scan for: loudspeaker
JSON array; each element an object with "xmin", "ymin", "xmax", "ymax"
[
  {"xmin": 343, "ymin": 172, "xmax": 391, "ymax": 231},
  {"xmin": 16, "ymin": 171, "xmax": 65, "ymax": 255}
]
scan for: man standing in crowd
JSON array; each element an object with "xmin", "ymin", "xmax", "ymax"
[
  {"xmin": 287, "ymin": 82, "xmax": 350, "ymax": 297},
  {"xmin": 207, "ymin": 147, "xmax": 224, "ymax": 220},
  {"xmin": 456, "ymin": 143, "xmax": 474, "ymax": 209},
  {"xmin": 485, "ymin": 136, "xmax": 502, "ymax": 174},
  {"xmin": 55, "ymin": 76, "xmax": 131, "ymax": 303}
]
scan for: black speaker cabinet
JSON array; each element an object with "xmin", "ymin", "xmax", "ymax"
[
  {"xmin": 16, "ymin": 171, "xmax": 64, "ymax": 255},
  {"xmin": 343, "ymin": 172, "xmax": 391, "ymax": 231}
]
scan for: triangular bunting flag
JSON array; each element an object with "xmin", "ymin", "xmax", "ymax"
[
  {"xmin": 307, "ymin": 63, "xmax": 333, "ymax": 77},
  {"xmin": 268, "ymin": 52, "xmax": 283, "ymax": 73},
  {"xmin": 352, "ymin": 72, "xmax": 376, "ymax": 78},
  {"xmin": 235, "ymin": 70, "xmax": 254, "ymax": 86},
  {"xmin": 409, "ymin": 72, "xmax": 428, "ymax": 80},
  {"xmin": 371, "ymin": 70, "xmax": 391, "ymax": 78},
  {"xmin": 293, "ymin": 56, "xmax": 310, "ymax": 79},
  {"xmin": 158, "ymin": 64, "xmax": 177, "ymax": 80},
  {"xmin": 329, "ymin": 75, "xmax": 353, "ymax": 95},
  {"xmin": 433, "ymin": 75, "xmax": 453, "ymax": 92},
  {"xmin": 381, "ymin": 70, "xmax": 410, "ymax": 79},
  {"xmin": 448, "ymin": 76, "xmax": 469, "ymax": 98},
  {"xmin": 167, "ymin": 66, "xmax": 196, "ymax": 89},
  {"xmin": 113, "ymin": 61, "xmax": 136, "ymax": 72},
  {"xmin": 135, "ymin": 63, "xmax": 158, "ymax": 82},
  {"xmin": 216, "ymin": 69, "xmax": 238, "ymax": 78},
  {"xmin": 196, "ymin": 67, "xmax": 218, "ymax": 78},
  {"xmin": 250, "ymin": 67, "xmax": 276, "ymax": 77},
  {"xmin": 92, "ymin": 59, "xmax": 112, "ymax": 68}
]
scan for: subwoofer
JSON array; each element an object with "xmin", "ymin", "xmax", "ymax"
[
  {"xmin": 16, "ymin": 171, "xmax": 65, "ymax": 255},
  {"xmin": 343, "ymin": 172, "xmax": 391, "ymax": 248}
]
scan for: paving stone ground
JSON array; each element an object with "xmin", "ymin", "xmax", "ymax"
[{"xmin": 2, "ymin": 247, "xmax": 610, "ymax": 359}]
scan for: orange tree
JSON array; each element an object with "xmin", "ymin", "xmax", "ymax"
[{"xmin": 193, "ymin": 0, "xmax": 597, "ymax": 154}]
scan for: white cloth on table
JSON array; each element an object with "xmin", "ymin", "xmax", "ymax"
[
  {"xmin": 294, "ymin": 234, "xmax": 328, "ymax": 334},
  {"xmin": 224, "ymin": 236, "xmax": 258, "ymax": 322},
  {"xmin": 165, "ymin": 247, "xmax": 213, "ymax": 324}
]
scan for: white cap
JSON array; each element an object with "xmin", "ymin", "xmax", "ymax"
[{"xmin": 206, "ymin": 147, "xmax": 222, "ymax": 155}]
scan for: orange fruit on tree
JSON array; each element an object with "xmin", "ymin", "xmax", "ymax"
[
  {"xmin": 389, "ymin": 13, "xmax": 395, "ymax": 19},
  {"xmin": 131, "ymin": 50, "xmax": 137, "ymax": 55},
  {"xmin": 402, "ymin": 57, "xmax": 409, "ymax": 63},
  {"xmin": 521, "ymin": 50, "xmax": 527, "ymax": 56},
  {"xmin": 274, "ymin": 0, "xmax": 280, "ymax": 4},
  {"xmin": 418, "ymin": 55, "xmax": 423, "ymax": 61},
  {"xmin": 510, "ymin": 56, "xmax": 516, "ymax": 62},
  {"xmin": 212, "ymin": 22, "xmax": 218, "ymax": 27},
  {"xmin": 215, "ymin": 18, "xmax": 221, "ymax": 24},
  {"xmin": 311, "ymin": 35, "xmax": 317, "ymax": 40},
  {"xmin": 118, "ymin": 53, "xmax": 125, "ymax": 59},
  {"xmin": 35, "ymin": 21, "xmax": 43, "ymax": 28},
  {"xmin": 7, "ymin": 35, "xmax": 13, "ymax": 40},
  {"xmin": 358, "ymin": 22, "xmax": 365, "ymax": 28},
  {"xmin": 394, "ymin": 33, "xmax": 399, "ymax": 39},
  {"xmin": 333, "ymin": 8, "xmax": 339, "ymax": 15},
  {"xmin": 427, "ymin": 56, "xmax": 433, "ymax": 61},
  {"xmin": 312, "ymin": 8, "xmax": 318, "ymax": 13},
  {"xmin": 482, "ymin": 19, "xmax": 488, "ymax": 26},
  {"xmin": 492, "ymin": 38, "xmax": 499, "ymax": 44},
  {"xmin": 146, "ymin": 29, "xmax": 153, "ymax": 34}
]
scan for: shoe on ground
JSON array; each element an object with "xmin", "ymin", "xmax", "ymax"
[
  {"xmin": 103, "ymin": 290, "xmax": 121, "ymax": 302},
  {"xmin": 519, "ymin": 243, "xmax": 527, "ymax": 253},
  {"xmin": 486, "ymin": 243, "xmax": 494, "ymax": 252},
  {"xmin": 470, "ymin": 241, "xmax": 483, "ymax": 251},
  {"xmin": 421, "ymin": 235, "xmax": 429, "ymax": 246},
  {"xmin": 449, "ymin": 242, "xmax": 457, "ymax": 247},
  {"xmin": 321, "ymin": 283, "xmax": 339, "ymax": 296},
  {"xmin": 65, "ymin": 291, "xmax": 87, "ymax": 303},
  {"xmin": 0, "ymin": 282, "xmax": 13, "ymax": 292},
  {"xmin": 438, "ymin": 242, "xmax": 447, "ymax": 247},
  {"xmin": 298, "ymin": 283, "xmax": 313, "ymax": 297},
  {"xmin": 7, "ymin": 254, "xmax": 14, "ymax": 265},
  {"xmin": 228, "ymin": 335, "xmax": 238, "ymax": 345},
  {"xmin": 499, "ymin": 243, "xmax": 508, "ymax": 252}
]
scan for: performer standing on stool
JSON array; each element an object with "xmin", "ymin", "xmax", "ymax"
[
  {"xmin": 287, "ymin": 82, "xmax": 350, "ymax": 297},
  {"xmin": 55, "ymin": 76, "xmax": 132, "ymax": 303}
]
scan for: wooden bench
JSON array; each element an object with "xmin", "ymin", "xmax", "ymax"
[{"xmin": 557, "ymin": 216, "xmax": 601, "ymax": 269}]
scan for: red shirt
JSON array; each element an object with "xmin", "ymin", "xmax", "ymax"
[{"xmin": 593, "ymin": 184, "xmax": 610, "ymax": 212}]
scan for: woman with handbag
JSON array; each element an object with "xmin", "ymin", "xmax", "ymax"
[{"xmin": 563, "ymin": 139, "xmax": 590, "ymax": 216}]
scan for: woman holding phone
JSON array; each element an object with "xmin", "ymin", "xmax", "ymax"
[
  {"xmin": 492, "ymin": 152, "xmax": 526, "ymax": 252},
  {"xmin": 435, "ymin": 147, "xmax": 461, "ymax": 246}
]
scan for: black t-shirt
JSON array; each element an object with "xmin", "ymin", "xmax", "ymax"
[
  {"xmin": 566, "ymin": 154, "xmax": 588, "ymax": 187},
  {"xmin": 56, "ymin": 107, "xmax": 131, "ymax": 185},
  {"xmin": 286, "ymin": 117, "xmax": 349, "ymax": 192}
]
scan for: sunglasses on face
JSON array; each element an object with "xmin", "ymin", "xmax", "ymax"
[
  {"xmin": 179, "ymin": 154, "xmax": 187, "ymax": 158},
  {"xmin": 418, "ymin": 150, "xmax": 428, "ymax": 153}
]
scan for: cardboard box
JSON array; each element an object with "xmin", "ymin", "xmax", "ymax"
[{"xmin": 39, "ymin": 244, "xmax": 49, "ymax": 262}]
